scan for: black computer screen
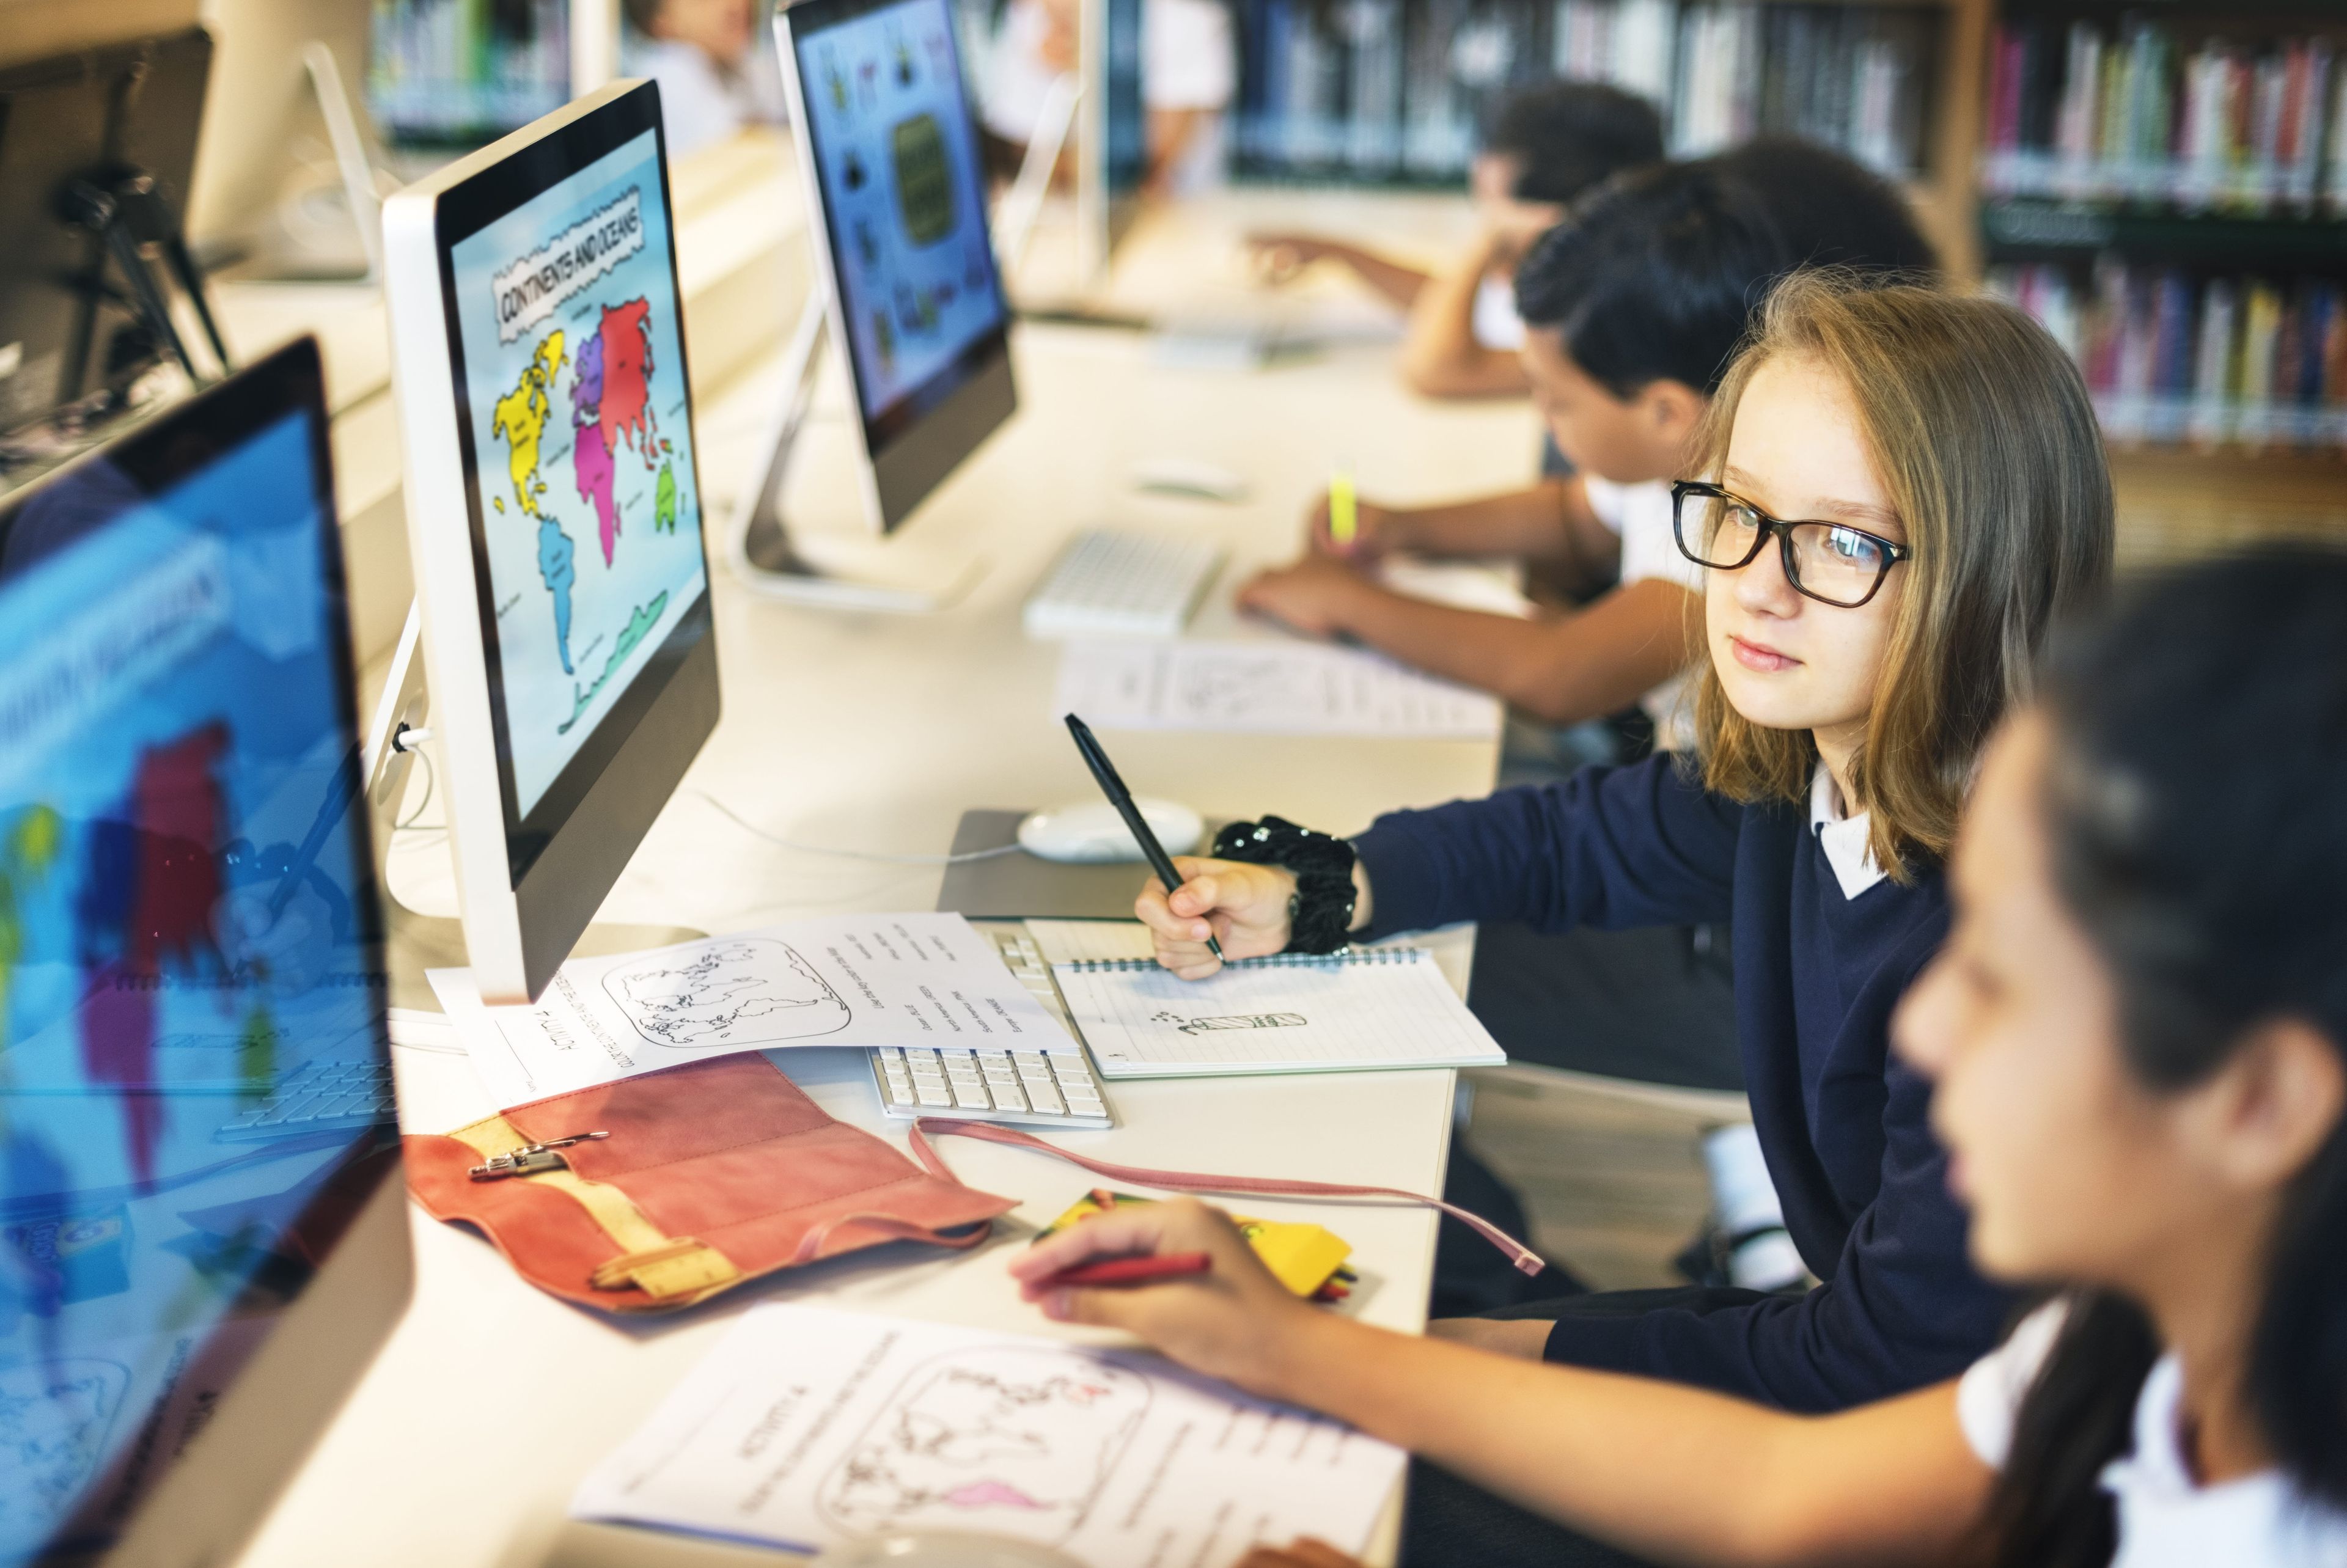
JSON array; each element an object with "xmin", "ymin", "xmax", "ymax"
[
  {"xmin": 0, "ymin": 340, "xmax": 398, "ymax": 1562},
  {"xmin": 0, "ymin": 29, "xmax": 213, "ymax": 437}
]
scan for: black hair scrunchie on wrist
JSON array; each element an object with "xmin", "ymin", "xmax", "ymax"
[{"xmin": 1210, "ymin": 815, "xmax": 1359, "ymax": 955}]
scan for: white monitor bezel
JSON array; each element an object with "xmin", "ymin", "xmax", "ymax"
[{"xmin": 380, "ymin": 79, "xmax": 719, "ymax": 1005}]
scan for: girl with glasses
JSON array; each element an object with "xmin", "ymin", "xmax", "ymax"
[
  {"xmin": 1114, "ymin": 275, "xmax": 2115, "ymax": 1558},
  {"xmin": 1030, "ymin": 549, "xmax": 2347, "ymax": 1568}
]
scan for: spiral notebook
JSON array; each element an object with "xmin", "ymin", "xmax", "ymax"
[{"xmin": 1049, "ymin": 947, "xmax": 1507, "ymax": 1079}]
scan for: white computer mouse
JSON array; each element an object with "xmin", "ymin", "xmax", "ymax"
[{"xmin": 1017, "ymin": 798, "xmax": 1203, "ymax": 863}]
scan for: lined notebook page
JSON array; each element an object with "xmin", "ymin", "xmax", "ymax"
[
  {"xmin": 1027, "ymin": 919, "xmax": 1158, "ymax": 965},
  {"xmin": 1051, "ymin": 948, "xmax": 1505, "ymax": 1079}
]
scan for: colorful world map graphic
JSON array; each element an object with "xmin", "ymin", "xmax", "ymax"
[{"xmin": 487, "ymin": 297, "xmax": 679, "ymax": 693}]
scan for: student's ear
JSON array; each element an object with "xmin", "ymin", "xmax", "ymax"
[
  {"xmin": 2189, "ymin": 1019, "xmax": 2347, "ymax": 1195},
  {"xmin": 1631, "ymin": 378, "xmax": 1709, "ymax": 450}
]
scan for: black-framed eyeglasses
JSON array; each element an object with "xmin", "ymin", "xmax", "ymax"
[{"xmin": 1670, "ymin": 481, "xmax": 1911, "ymax": 609}]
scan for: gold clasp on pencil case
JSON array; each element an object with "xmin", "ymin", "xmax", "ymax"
[{"xmin": 468, "ymin": 1130, "xmax": 609, "ymax": 1181}]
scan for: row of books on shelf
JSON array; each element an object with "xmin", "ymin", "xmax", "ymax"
[
  {"xmin": 367, "ymin": 0, "xmax": 571, "ymax": 142},
  {"xmin": 1232, "ymin": 0, "xmax": 1933, "ymax": 185},
  {"xmin": 1982, "ymin": 21, "xmax": 2347, "ymax": 218},
  {"xmin": 1992, "ymin": 263, "xmax": 2347, "ymax": 452}
]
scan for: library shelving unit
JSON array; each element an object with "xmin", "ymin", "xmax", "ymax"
[
  {"xmin": 1975, "ymin": 0, "xmax": 2347, "ymax": 536},
  {"xmin": 1225, "ymin": 0, "xmax": 1992, "ymax": 275}
]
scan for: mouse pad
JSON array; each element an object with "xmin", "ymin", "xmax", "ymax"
[{"xmin": 934, "ymin": 810, "xmax": 1224, "ymax": 921}]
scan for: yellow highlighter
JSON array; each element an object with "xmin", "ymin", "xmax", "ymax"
[{"xmin": 1328, "ymin": 463, "xmax": 1357, "ymax": 550}]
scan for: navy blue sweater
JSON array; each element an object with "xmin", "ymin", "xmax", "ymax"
[{"xmin": 1353, "ymin": 753, "xmax": 2013, "ymax": 1413}]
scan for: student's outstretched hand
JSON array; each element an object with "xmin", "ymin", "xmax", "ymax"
[
  {"xmin": 1136, "ymin": 856, "xmax": 1295, "ymax": 978},
  {"xmin": 1304, "ymin": 491, "xmax": 1406, "ymax": 560},
  {"xmin": 1246, "ymin": 232, "xmax": 1340, "ymax": 286},
  {"xmin": 1010, "ymin": 1196, "xmax": 1317, "ymax": 1393},
  {"xmin": 1238, "ymin": 555, "xmax": 1379, "ymax": 639}
]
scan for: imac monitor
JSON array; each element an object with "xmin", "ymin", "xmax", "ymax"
[
  {"xmin": 0, "ymin": 29, "xmax": 214, "ymax": 436},
  {"xmin": 381, "ymin": 80, "xmax": 720, "ymax": 1005},
  {"xmin": 777, "ymin": 0, "xmax": 1018, "ymax": 533},
  {"xmin": 0, "ymin": 336, "xmax": 410, "ymax": 1567}
]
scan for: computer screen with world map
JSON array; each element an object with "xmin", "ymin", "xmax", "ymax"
[{"xmin": 444, "ymin": 123, "xmax": 708, "ymax": 826}]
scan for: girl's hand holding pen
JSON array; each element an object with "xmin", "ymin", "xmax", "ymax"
[{"xmin": 1134, "ymin": 857, "xmax": 1298, "ymax": 978}]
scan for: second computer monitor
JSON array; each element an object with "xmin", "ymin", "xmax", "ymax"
[
  {"xmin": 381, "ymin": 79, "xmax": 719, "ymax": 1005},
  {"xmin": 777, "ymin": 0, "xmax": 1017, "ymax": 534}
]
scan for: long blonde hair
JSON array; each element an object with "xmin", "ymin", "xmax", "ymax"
[{"xmin": 1691, "ymin": 274, "xmax": 2114, "ymax": 874}]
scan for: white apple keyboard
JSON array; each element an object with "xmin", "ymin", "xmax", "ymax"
[
  {"xmin": 865, "ymin": 922, "xmax": 1114, "ymax": 1127},
  {"xmin": 1022, "ymin": 529, "xmax": 1225, "ymax": 639}
]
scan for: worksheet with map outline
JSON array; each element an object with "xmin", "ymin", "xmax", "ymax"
[
  {"xmin": 570, "ymin": 1303, "xmax": 1406, "ymax": 1564},
  {"xmin": 427, "ymin": 912, "xmax": 1067, "ymax": 1107},
  {"xmin": 448, "ymin": 126, "xmax": 708, "ymax": 818}
]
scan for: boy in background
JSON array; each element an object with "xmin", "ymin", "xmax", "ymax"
[{"xmin": 1249, "ymin": 80, "xmax": 1665, "ymax": 398}]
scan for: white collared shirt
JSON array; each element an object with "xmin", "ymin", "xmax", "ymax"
[
  {"xmin": 1960, "ymin": 1302, "xmax": 2347, "ymax": 1567},
  {"xmin": 1809, "ymin": 764, "xmax": 1887, "ymax": 899}
]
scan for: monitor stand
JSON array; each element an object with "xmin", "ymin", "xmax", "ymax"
[
  {"xmin": 723, "ymin": 290, "xmax": 986, "ymax": 614},
  {"xmin": 363, "ymin": 606, "xmax": 702, "ymax": 1013}
]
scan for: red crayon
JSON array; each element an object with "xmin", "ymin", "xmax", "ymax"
[{"xmin": 1040, "ymin": 1251, "xmax": 1214, "ymax": 1290}]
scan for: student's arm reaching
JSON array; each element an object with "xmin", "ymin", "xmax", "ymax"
[
  {"xmin": 1010, "ymin": 1201, "xmax": 1995, "ymax": 1567},
  {"xmin": 1136, "ymin": 754, "xmax": 1742, "ymax": 976},
  {"xmin": 1302, "ymin": 478, "xmax": 1618, "ymax": 588},
  {"xmin": 1246, "ymin": 233, "xmax": 1431, "ymax": 311},
  {"xmin": 1399, "ymin": 233, "xmax": 1533, "ymax": 400},
  {"xmin": 1236, "ymin": 571, "xmax": 1697, "ymax": 728}
]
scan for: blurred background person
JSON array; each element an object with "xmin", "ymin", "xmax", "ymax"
[
  {"xmin": 621, "ymin": 0, "xmax": 788, "ymax": 158},
  {"xmin": 1250, "ymin": 81, "xmax": 1666, "ymax": 398}
]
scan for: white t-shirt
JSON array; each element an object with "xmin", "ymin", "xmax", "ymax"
[
  {"xmin": 1583, "ymin": 475, "xmax": 1702, "ymax": 746},
  {"xmin": 1144, "ymin": 0, "xmax": 1234, "ymax": 192},
  {"xmin": 622, "ymin": 37, "xmax": 788, "ymax": 159},
  {"xmin": 985, "ymin": 0, "xmax": 1232, "ymax": 187},
  {"xmin": 1960, "ymin": 1302, "xmax": 2347, "ymax": 1568},
  {"xmin": 980, "ymin": 0, "xmax": 1062, "ymax": 144},
  {"xmin": 1472, "ymin": 274, "xmax": 1526, "ymax": 351}
]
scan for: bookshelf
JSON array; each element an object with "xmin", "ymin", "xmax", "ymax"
[
  {"xmin": 1974, "ymin": 0, "xmax": 2347, "ymax": 494},
  {"xmin": 1215, "ymin": 0, "xmax": 2345, "ymax": 524},
  {"xmin": 1225, "ymin": 0, "xmax": 1991, "ymax": 273}
]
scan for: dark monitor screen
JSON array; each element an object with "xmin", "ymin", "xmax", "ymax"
[
  {"xmin": 0, "ymin": 339, "xmax": 398, "ymax": 1564},
  {"xmin": 788, "ymin": 0, "xmax": 1012, "ymax": 451},
  {"xmin": 0, "ymin": 29, "xmax": 213, "ymax": 437},
  {"xmin": 1101, "ymin": 0, "xmax": 1144, "ymax": 201}
]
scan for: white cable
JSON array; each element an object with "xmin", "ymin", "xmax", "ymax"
[
  {"xmin": 395, "ymin": 744, "xmax": 437, "ymax": 830},
  {"xmin": 688, "ymin": 789, "xmax": 1025, "ymax": 865}
]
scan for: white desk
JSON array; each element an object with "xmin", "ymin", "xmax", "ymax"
[{"xmin": 230, "ymin": 186, "xmax": 1538, "ymax": 1568}]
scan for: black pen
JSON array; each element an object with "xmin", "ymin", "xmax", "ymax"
[{"xmin": 1063, "ymin": 714, "xmax": 1225, "ymax": 962}]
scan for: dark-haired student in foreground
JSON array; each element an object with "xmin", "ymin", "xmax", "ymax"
[
  {"xmin": 1024, "ymin": 546, "xmax": 2347, "ymax": 1568},
  {"xmin": 1104, "ymin": 278, "xmax": 2117, "ymax": 1559}
]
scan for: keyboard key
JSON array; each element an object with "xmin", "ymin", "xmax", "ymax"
[
  {"xmin": 916, "ymin": 1083, "xmax": 952, "ymax": 1108},
  {"xmin": 1026, "ymin": 1083, "xmax": 1065, "ymax": 1114},
  {"xmin": 950, "ymin": 1079, "xmax": 990, "ymax": 1110},
  {"xmin": 990, "ymin": 1077, "xmax": 1029, "ymax": 1111}
]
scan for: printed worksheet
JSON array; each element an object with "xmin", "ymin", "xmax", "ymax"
[
  {"xmin": 570, "ymin": 1304, "xmax": 1406, "ymax": 1565},
  {"xmin": 1053, "ymin": 640, "xmax": 1502, "ymax": 739},
  {"xmin": 428, "ymin": 913, "xmax": 1066, "ymax": 1107}
]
